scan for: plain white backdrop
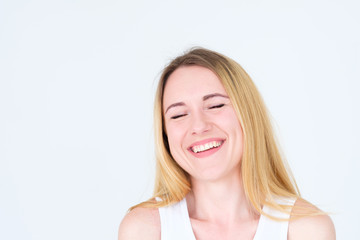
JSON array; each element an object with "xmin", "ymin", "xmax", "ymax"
[{"xmin": 0, "ymin": 0, "xmax": 359, "ymax": 239}]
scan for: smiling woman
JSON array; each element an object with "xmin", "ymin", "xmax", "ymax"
[
  {"xmin": 163, "ymin": 66, "xmax": 244, "ymax": 183},
  {"xmin": 118, "ymin": 48, "xmax": 335, "ymax": 240}
]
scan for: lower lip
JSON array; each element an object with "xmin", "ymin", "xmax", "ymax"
[{"xmin": 188, "ymin": 141, "xmax": 224, "ymax": 158}]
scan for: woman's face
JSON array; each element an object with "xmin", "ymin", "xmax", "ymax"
[{"xmin": 163, "ymin": 65, "xmax": 244, "ymax": 181}]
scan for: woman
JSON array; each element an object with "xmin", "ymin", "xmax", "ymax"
[{"xmin": 118, "ymin": 48, "xmax": 335, "ymax": 239}]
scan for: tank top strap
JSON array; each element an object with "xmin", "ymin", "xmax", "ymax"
[
  {"xmin": 157, "ymin": 197, "xmax": 196, "ymax": 240},
  {"xmin": 254, "ymin": 197, "xmax": 296, "ymax": 240}
]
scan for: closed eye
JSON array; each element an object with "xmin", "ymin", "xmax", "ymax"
[
  {"xmin": 171, "ymin": 114, "xmax": 187, "ymax": 119},
  {"xmin": 209, "ymin": 104, "xmax": 225, "ymax": 109}
]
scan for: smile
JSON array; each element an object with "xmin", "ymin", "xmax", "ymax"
[
  {"xmin": 188, "ymin": 138, "xmax": 225, "ymax": 158},
  {"xmin": 191, "ymin": 140, "xmax": 223, "ymax": 153}
]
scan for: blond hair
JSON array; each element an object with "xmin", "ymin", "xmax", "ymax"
[{"xmin": 131, "ymin": 48, "xmax": 316, "ymax": 219}]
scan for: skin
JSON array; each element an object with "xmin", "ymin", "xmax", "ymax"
[
  {"xmin": 163, "ymin": 65, "xmax": 244, "ymax": 183},
  {"xmin": 118, "ymin": 66, "xmax": 336, "ymax": 240}
]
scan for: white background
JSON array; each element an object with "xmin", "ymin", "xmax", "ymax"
[{"xmin": 1, "ymin": 0, "xmax": 359, "ymax": 239}]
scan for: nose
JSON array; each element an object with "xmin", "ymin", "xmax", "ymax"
[{"xmin": 190, "ymin": 111, "xmax": 211, "ymax": 135}]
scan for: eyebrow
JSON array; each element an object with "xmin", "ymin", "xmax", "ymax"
[
  {"xmin": 165, "ymin": 93, "xmax": 229, "ymax": 114},
  {"xmin": 203, "ymin": 93, "xmax": 229, "ymax": 101}
]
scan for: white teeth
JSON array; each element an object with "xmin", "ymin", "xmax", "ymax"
[{"xmin": 191, "ymin": 141, "xmax": 223, "ymax": 153}]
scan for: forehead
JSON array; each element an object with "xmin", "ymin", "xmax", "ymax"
[{"xmin": 163, "ymin": 66, "xmax": 227, "ymax": 105}]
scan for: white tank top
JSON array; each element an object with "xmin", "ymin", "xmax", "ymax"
[{"xmin": 158, "ymin": 197, "xmax": 295, "ymax": 240}]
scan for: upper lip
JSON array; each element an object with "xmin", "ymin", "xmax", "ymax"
[{"xmin": 187, "ymin": 137, "xmax": 226, "ymax": 151}]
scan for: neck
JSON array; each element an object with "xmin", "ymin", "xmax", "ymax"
[{"xmin": 186, "ymin": 168, "xmax": 258, "ymax": 224}]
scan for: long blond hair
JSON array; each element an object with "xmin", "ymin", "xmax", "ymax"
[{"xmin": 131, "ymin": 47, "xmax": 303, "ymax": 217}]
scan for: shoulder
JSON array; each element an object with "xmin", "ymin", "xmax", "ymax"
[
  {"xmin": 288, "ymin": 198, "xmax": 335, "ymax": 240},
  {"xmin": 118, "ymin": 207, "xmax": 161, "ymax": 240}
]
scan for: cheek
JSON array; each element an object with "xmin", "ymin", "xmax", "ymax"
[
  {"xmin": 219, "ymin": 110, "xmax": 242, "ymax": 131},
  {"xmin": 220, "ymin": 111, "xmax": 244, "ymax": 147},
  {"xmin": 166, "ymin": 130, "xmax": 188, "ymax": 169},
  {"xmin": 165, "ymin": 123, "xmax": 187, "ymax": 154}
]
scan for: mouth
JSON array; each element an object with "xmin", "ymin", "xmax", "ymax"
[
  {"xmin": 187, "ymin": 138, "xmax": 225, "ymax": 157},
  {"xmin": 190, "ymin": 140, "xmax": 224, "ymax": 153}
]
